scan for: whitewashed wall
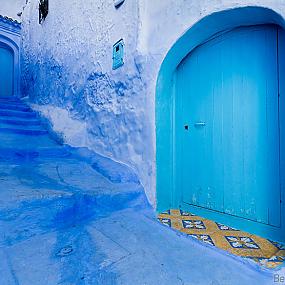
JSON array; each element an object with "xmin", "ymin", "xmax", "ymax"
[
  {"xmin": 21, "ymin": 0, "xmax": 156, "ymax": 204},
  {"xmin": 21, "ymin": 0, "xmax": 285, "ymax": 206},
  {"xmin": 0, "ymin": 0, "xmax": 25, "ymax": 20}
]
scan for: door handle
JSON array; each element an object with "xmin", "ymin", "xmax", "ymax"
[{"xmin": 194, "ymin": 122, "xmax": 206, "ymax": 127}]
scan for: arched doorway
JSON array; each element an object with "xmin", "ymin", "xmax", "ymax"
[
  {"xmin": 156, "ymin": 7, "xmax": 285, "ymax": 243},
  {"xmin": 0, "ymin": 44, "xmax": 14, "ymax": 97}
]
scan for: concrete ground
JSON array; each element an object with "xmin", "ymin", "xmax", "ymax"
[{"xmin": 0, "ymin": 98, "xmax": 281, "ymax": 285}]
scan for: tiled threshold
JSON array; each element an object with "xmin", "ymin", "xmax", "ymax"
[{"xmin": 158, "ymin": 209, "xmax": 285, "ymax": 269}]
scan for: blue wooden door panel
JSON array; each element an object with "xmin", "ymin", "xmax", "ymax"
[
  {"xmin": 278, "ymin": 27, "xmax": 285, "ymax": 237},
  {"xmin": 176, "ymin": 25, "xmax": 281, "ymax": 228},
  {"xmin": 0, "ymin": 46, "xmax": 13, "ymax": 97}
]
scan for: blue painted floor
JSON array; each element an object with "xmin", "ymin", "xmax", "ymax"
[{"xmin": 0, "ymin": 97, "xmax": 281, "ymax": 284}]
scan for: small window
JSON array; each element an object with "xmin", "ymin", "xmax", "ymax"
[
  {"xmin": 114, "ymin": 0, "xmax": 125, "ymax": 9},
  {"xmin": 39, "ymin": 0, "xmax": 48, "ymax": 24},
  {"xmin": 113, "ymin": 39, "xmax": 124, "ymax": 70}
]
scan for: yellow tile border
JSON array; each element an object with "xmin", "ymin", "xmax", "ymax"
[{"xmin": 158, "ymin": 209, "xmax": 285, "ymax": 269}]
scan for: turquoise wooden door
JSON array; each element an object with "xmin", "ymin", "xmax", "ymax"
[
  {"xmin": 0, "ymin": 46, "xmax": 14, "ymax": 97},
  {"xmin": 176, "ymin": 25, "xmax": 282, "ymax": 235}
]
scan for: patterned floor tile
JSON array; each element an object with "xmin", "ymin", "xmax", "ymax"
[
  {"xmin": 249, "ymin": 234, "xmax": 279, "ymax": 258},
  {"xmin": 276, "ymin": 250, "xmax": 285, "ymax": 260},
  {"xmin": 160, "ymin": 210, "xmax": 171, "ymax": 215},
  {"xmin": 188, "ymin": 234, "xmax": 215, "ymax": 246},
  {"xmin": 182, "ymin": 220, "xmax": 206, "ymax": 230},
  {"xmin": 157, "ymin": 209, "xmax": 285, "ymax": 269},
  {"xmin": 246, "ymin": 256, "xmax": 284, "ymax": 269},
  {"xmin": 269, "ymin": 255, "xmax": 285, "ymax": 262},
  {"xmin": 269, "ymin": 240, "xmax": 285, "ymax": 250},
  {"xmin": 180, "ymin": 209, "xmax": 196, "ymax": 217},
  {"xmin": 170, "ymin": 218, "xmax": 184, "ymax": 230},
  {"xmin": 158, "ymin": 217, "xmax": 171, "ymax": 227},
  {"xmin": 216, "ymin": 222, "xmax": 238, "ymax": 231},
  {"xmin": 170, "ymin": 209, "xmax": 181, "ymax": 216},
  {"xmin": 225, "ymin": 236, "xmax": 259, "ymax": 249}
]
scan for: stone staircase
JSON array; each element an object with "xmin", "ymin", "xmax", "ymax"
[
  {"xmin": 0, "ymin": 96, "xmax": 139, "ymax": 183},
  {"xmin": 0, "ymin": 97, "xmax": 65, "ymax": 161}
]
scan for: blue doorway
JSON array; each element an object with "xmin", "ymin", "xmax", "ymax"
[
  {"xmin": 170, "ymin": 24, "xmax": 285, "ymax": 242},
  {"xmin": 0, "ymin": 45, "xmax": 14, "ymax": 97}
]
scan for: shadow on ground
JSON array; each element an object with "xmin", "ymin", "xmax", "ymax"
[{"xmin": 0, "ymin": 98, "xmax": 280, "ymax": 285}]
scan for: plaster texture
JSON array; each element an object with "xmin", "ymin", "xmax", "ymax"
[
  {"xmin": 21, "ymin": 0, "xmax": 155, "ymax": 204},
  {"xmin": 0, "ymin": 98, "xmax": 279, "ymax": 285},
  {"xmin": 0, "ymin": 0, "xmax": 25, "ymax": 20},
  {"xmin": 20, "ymin": 0, "xmax": 285, "ymax": 207}
]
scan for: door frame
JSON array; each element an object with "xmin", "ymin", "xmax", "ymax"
[
  {"xmin": 0, "ymin": 34, "xmax": 20, "ymax": 97},
  {"xmin": 0, "ymin": 44, "xmax": 14, "ymax": 97},
  {"xmin": 156, "ymin": 6, "xmax": 285, "ymax": 242}
]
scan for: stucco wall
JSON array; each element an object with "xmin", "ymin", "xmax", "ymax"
[
  {"xmin": 21, "ymin": 0, "xmax": 156, "ymax": 203},
  {"xmin": 0, "ymin": 0, "xmax": 25, "ymax": 20},
  {"xmin": 21, "ymin": 0, "xmax": 285, "ymax": 207}
]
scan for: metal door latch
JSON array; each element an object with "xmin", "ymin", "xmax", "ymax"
[{"xmin": 194, "ymin": 122, "xmax": 206, "ymax": 127}]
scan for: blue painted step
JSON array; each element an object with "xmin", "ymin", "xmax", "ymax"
[
  {"xmin": 0, "ymin": 109, "xmax": 37, "ymax": 119},
  {"xmin": 0, "ymin": 127, "xmax": 48, "ymax": 136},
  {"xmin": 0, "ymin": 121, "xmax": 44, "ymax": 130},
  {"xmin": 0, "ymin": 97, "xmax": 21, "ymax": 102},
  {"xmin": 0, "ymin": 103, "xmax": 31, "ymax": 112},
  {"xmin": 0, "ymin": 146, "xmax": 71, "ymax": 161},
  {"xmin": 0, "ymin": 98, "xmax": 59, "ymax": 145},
  {"xmin": 0, "ymin": 132, "xmax": 58, "ymax": 148},
  {"xmin": 0, "ymin": 118, "xmax": 41, "ymax": 126}
]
